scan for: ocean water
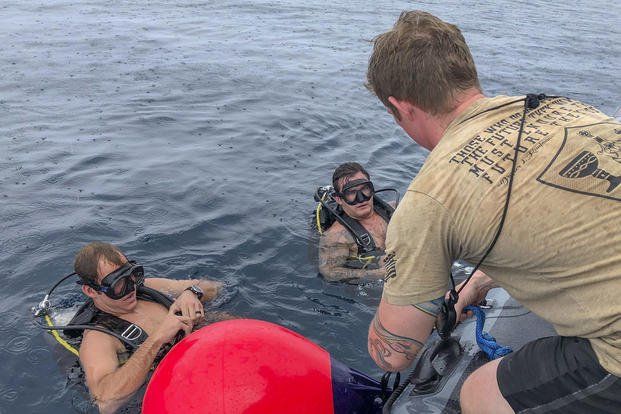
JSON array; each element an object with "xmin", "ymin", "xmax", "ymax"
[{"xmin": 0, "ymin": 0, "xmax": 619, "ymax": 412}]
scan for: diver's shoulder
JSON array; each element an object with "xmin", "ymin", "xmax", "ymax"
[
  {"xmin": 322, "ymin": 221, "xmax": 355, "ymax": 244},
  {"xmin": 81, "ymin": 327, "xmax": 125, "ymax": 353}
]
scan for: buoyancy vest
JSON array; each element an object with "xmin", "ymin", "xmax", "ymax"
[
  {"xmin": 341, "ymin": 197, "xmax": 393, "ymax": 269},
  {"xmin": 63, "ymin": 285, "xmax": 174, "ymax": 352},
  {"xmin": 314, "ymin": 188, "xmax": 395, "ymax": 270}
]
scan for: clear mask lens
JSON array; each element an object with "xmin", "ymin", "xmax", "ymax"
[
  {"xmin": 100, "ymin": 263, "xmax": 144, "ymax": 299},
  {"xmin": 340, "ymin": 180, "xmax": 374, "ymax": 205}
]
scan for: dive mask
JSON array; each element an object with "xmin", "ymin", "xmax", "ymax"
[
  {"xmin": 336, "ymin": 179, "xmax": 375, "ymax": 205},
  {"xmin": 81, "ymin": 260, "xmax": 145, "ymax": 300}
]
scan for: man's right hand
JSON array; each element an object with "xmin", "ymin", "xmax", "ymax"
[{"xmin": 153, "ymin": 308, "xmax": 194, "ymax": 345}]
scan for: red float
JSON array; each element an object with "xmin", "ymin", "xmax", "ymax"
[{"xmin": 143, "ymin": 319, "xmax": 335, "ymax": 414}]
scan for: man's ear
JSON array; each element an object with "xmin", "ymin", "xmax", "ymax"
[
  {"xmin": 82, "ymin": 284, "xmax": 97, "ymax": 299},
  {"xmin": 388, "ymin": 96, "xmax": 416, "ymax": 121}
]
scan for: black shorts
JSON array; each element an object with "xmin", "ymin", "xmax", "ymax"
[{"xmin": 497, "ymin": 336, "xmax": 621, "ymax": 414}]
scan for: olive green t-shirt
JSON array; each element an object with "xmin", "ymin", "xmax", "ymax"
[{"xmin": 383, "ymin": 96, "xmax": 621, "ymax": 376}]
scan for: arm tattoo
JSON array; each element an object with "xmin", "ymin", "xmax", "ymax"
[
  {"xmin": 318, "ymin": 229, "xmax": 385, "ymax": 282},
  {"xmin": 369, "ymin": 314, "xmax": 424, "ymax": 372}
]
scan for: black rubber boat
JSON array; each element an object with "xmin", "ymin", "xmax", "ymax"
[{"xmin": 384, "ymin": 287, "xmax": 555, "ymax": 413}]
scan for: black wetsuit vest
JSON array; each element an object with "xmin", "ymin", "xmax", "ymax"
[
  {"xmin": 341, "ymin": 198, "xmax": 394, "ymax": 269},
  {"xmin": 63, "ymin": 285, "xmax": 174, "ymax": 352}
]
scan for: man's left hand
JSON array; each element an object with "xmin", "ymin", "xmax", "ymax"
[
  {"xmin": 171, "ymin": 290, "xmax": 205, "ymax": 323},
  {"xmin": 454, "ymin": 270, "xmax": 495, "ymax": 321}
]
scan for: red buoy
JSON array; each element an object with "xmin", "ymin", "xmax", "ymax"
[{"xmin": 143, "ymin": 319, "xmax": 335, "ymax": 414}]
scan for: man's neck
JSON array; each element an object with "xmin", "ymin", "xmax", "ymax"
[
  {"xmin": 425, "ymin": 89, "xmax": 485, "ymax": 150},
  {"xmin": 94, "ymin": 300, "xmax": 136, "ymax": 318},
  {"xmin": 357, "ymin": 209, "xmax": 377, "ymax": 226}
]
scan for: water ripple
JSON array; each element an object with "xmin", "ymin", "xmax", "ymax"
[
  {"xmin": 0, "ymin": 386, "xmax": 18, "ymax": 402},
  {"xmin": 0, "ymin": 312, "xmax": 21, "ymax": 333},
  {"xmin": 26, "ymin": 347, "xmax": 52, "ymax": 365},
  {"xmin": 4, "ymin": 336, "xmax": 32, "ymax": 355}
]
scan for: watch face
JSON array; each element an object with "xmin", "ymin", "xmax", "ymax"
[{"xmin": 190, "ymin": 285, "xmax": 203, "ymax": 298}]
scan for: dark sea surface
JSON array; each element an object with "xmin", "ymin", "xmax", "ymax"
[{"xmin": 1, "ymin": 0, "xmax": 619, "ymax": 412}]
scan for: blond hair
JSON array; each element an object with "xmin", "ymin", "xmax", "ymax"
[
  {"xmin": 367, "ymin": 11, "xmax": 480, "ymax": 117},
  {"xmin": 74, "ymin": 242, "xmax": 125, "ymax": 283}
]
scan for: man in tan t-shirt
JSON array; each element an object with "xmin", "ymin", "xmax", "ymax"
[{"xmin": 365, "ymin": 10, "xmax": 621, "ymax": 414}]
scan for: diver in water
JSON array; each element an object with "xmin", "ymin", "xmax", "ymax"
[
  {"xmin": 317, "ymin": 162, "xmax": 394, "ymax": 281},
  {"xmin": 70, "ymin": 242, "xmax": 227, "ymax": 414},
  {"xmin": 365, "ymin": 10, "xmax": 621, "ymax": 414}
]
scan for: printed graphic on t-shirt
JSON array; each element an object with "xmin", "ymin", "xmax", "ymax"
[
  {"xmin": 384, "ymin": 252, "xmax": 397, "ymax": 282},
  {"xmin": 448, "ymin": 98, "xmax": 602, "ymax": 186},
  {"xmin": 537, "ymin": 122, "xmax": 621, "ymax": 201}
]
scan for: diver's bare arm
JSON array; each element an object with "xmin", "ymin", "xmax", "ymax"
[
  {"xmin": 80, "ymin": 331, "xmax": 166, "ymax": 413},
  {"xmin": 145, "ymin": 277, "xmax": 222, "ymax": 302},
  {"xmin": 318, "ymin": 229, "xmax": 385, "ymax": 281},
  {"xmin": 368, "ymin": 297, "xmax": 435, "ymax": 372}
]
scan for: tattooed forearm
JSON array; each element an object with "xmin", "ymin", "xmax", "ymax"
[
  {"xmin": 368, "ymin": 314, "xmax": 424, "ymax": 372},
  {"xmin": 319, "ymin": 258, "xmax": 385, "ymax": 282},
  {"xmin": 318, "ymin": 229, "xmax": 385, "ymax": 282}
]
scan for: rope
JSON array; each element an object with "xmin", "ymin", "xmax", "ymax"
[{"xmin": 465, "ymin": 305, "xmax": 512, "ymax": 360}]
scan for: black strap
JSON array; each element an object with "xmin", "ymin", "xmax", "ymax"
[
  {"xmin": 343, "ymin": 197, "xmax": 394, "ymax": 255},
  {"xmin": 373, "ymin": 196, "xmax": 395, "ymax": 223},
  {"xmin": 320, "ymin": 193, "xmax": 394, "ymax": 255},
  {"xmin": 91, "ymin": 309, "xmax": 149, "ymax": 351},
  {"xmin": 137, "ymin": 285, "xmax": 174, "ymax": 308},
  {"xmin": 339, "ymin": 214, "xmax": 378, "ymax": 254},
  {"xmin": 63, "ymin": 285, "xmax": 173, "ymax": 351}
]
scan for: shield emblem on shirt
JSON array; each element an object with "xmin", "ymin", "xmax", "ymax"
[{"xmin": 537, "ymin": 122, "xmax": 621, "ymax": 202}]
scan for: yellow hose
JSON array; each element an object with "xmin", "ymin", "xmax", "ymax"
[
  {"xmin": 315, "ymin": 191, "xmax": 329, "ymax": 235},
  {"xmin": 44, "ymin": 314, "xmax": 79, "ymax": 357},
  {"xmin": 315, "ymin": 203, "xmax": 323, "ymax": 235}
]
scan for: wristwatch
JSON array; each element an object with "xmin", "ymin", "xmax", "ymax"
[{"xmin": 185, "ymin": 284, "xmax": 204, "ymax": 300}]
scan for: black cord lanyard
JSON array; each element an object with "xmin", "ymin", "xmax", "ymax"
[{"xmin": 437, "ymin": 93, "xmax": 554, "ymax": 340}]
